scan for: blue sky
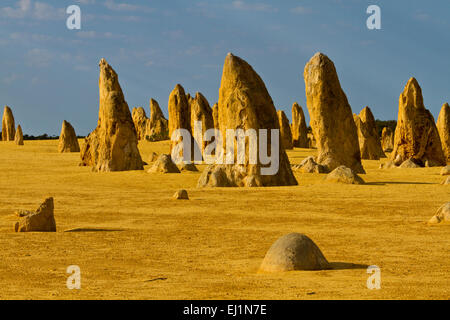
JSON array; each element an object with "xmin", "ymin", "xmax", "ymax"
[{"xmin": 0, "ymin": 0, "xmax": 449, "ymax": 135}]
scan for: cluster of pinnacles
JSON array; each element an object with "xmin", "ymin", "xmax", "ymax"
[{"xmin": 2, "ymin": 51, "xmax": 449, "ymax": 184}]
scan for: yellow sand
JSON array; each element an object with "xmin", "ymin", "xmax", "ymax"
[{"xmin": 0, "ymin": 140, "xmax": 448, "ymax": 300}]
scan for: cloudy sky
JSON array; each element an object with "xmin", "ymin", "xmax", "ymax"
[{"xmin": 0, "ymin": 0, "xmax": 449, "ymax": 135}]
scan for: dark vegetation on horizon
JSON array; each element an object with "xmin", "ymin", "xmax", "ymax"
[
  {"xmin": 375, "ymin": 120, "xmax": 397, "ymax": 137},
  {"xmin": 21, "ymin": 134, "xmax": 86, "ymax": 140}
]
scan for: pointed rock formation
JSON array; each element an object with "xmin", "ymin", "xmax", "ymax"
[
  {"xmin": 436, "ymin": 103, "xmax": 450, "ymax": 162},
  {"xmin": 259, "ymin": 233, "xmax": 330, "ymax": 272},
  {"xmin": 2, "ymin": 106, "xmax": 15, "ymax": 141},
  {"xmin": 14, "ymin": 197, "xmax": 56, "ymax": 232},
  {"xmin": 307, "ymin": 132, "xmax": 316, "ymax": 148},
  {"xmin": 212, "ymin": 103, "xmax": 219, "ymax": 130},
  {"xmin": 291, "ymin": 102, "xmax": 308, "ymax": 148},
  {"xmin": 197, "ymin": 53, "xmax": 297, "ymax": 187},
  {"xmin": 131, "ymin": 107, "xmax": 148, "ymax": 141},
  {"xmin": 277, "ymin": 110, "xmax": 293, "ymax": 150},
  {"xmin": 391, "ymin": 78, "xmax": 445, "ymax": 167},
  {"xmin": 190, "ymin": 92, "xmax": 214, "ymax": 155},
  {"xmin": 354, "ymin": 106, "xmax": 385, "ymax": 160},
  {"xmin": 292, "ymin": 156, "xmax": 325, "ymax": 173},
  {"xmin": 80, "ymin": 58, "xmax": 143, "ymax": 171},
  {"xmin": 381, "ymin": 127, "xmax": 394, "ymax": 152},
  {"xmin": 14, "ymin": 125, "xmax": 24, "ymax": 146},
  {"xmin": 304, "ymin": 53, "xmax": 364, "ymax": 173},
  {"xmin": 147, "ymin": 99, "xmax": 169, "ymax": 141},
  {"xmin": 58, "ymin": 120, "xmax": 80, "ymax": 153},
  {"xmin": 168, "ymin": 84, "xmax": 192, "ymax": 157}
]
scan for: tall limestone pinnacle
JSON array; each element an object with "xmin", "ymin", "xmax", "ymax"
[
  {"xmin": 277, "ymin": 110, "xmax": 293, "ymax": 150},
  {"xmin": 148, "ymin": 98, "xmax": 169, "ymax": 141},
  {"xmin": 381, "ymin": 127, "xmax": 394, "ymax": 152},
  {"xmin": 2, "ymin": 106, "xmax": 15, "ymax": 141},
  {"xmin": 197, "ymin": 53, "xmax": 297, "ymax": 187},
  {"xmin": 190, "ymin": 92, "xmax": 214, "ymax": 155},
  {"xmin": 354, "ymin": 106, "xmax": 385, "ymax": 160},
  {"xmin": 436, "ymin": 102, "xmax": 450, "ymax": 162},
  {"xmin": 168, "ymin": 84, "xmax": 191, "ymax": 156},
  {"xmin": 58, "ymin": 120, "xmax": 80, "ymax": 153},
  {"xmin": 131, "ymin": 107, "xmax": 148, "ymax": 140},
  {"xmin": 391, "ymin": 78, "xmax": 445, "ymax": 166},
  {"xmin": 15, "ymin": 124, "xmax": 24, "ymax": 146},
  {"xmin": 291, "ymin": 102, "xmax": 308, "ymax": 148},
  {"xmin": 304, "ymin": 52, "xmax": 365, "ymax": 173},
  {"xmin": 80, "ymin": 58, "xmax": 143, "ymax": 171}
]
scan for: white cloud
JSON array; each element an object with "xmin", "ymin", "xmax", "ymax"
[
  {"xmin": 290, "ymin": 6, "xmax": 312, "ymax": 15},
  {"xmin": 76, "ymin": 0, "xmax": 96, "ymax": 4},
  {"xmin": 25, "ymin": 48, "xmax": 53, "ymax": 67},
  {"xmin": 231, "ymin": 1, "xmax": 277, "ymax": 13},
  {"xmin": 104, "ymin": 0, "xmax": 154, "ymax": 13},
  {"xmin": 75, "ymin": 31, "xmax": 125, "ymax": 40},
  {"xmin": 0, "ymin": 0, "xmax": 64, "ymax": 20}
]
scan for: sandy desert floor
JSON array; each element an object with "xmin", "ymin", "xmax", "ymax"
[{"xmin": 0, "ymin": 140, "xmax": 448, "ymax": 300}]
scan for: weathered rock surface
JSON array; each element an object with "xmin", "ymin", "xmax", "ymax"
[
  {"xmin": 131, "ymin": 107, "xmax": 148, "ymax": 141},
  {"xmin": 291, "ymin": 102, "xmax": 308, "ymax": 148},
  {"xmin": 80, "ymin": 58, "xmax": 143, "ymax": 172},
  {"xmin": 428, "ymin": 202, "xmax": 450, "ymax": 224},
  {"xmin": 304, "ymin": 53, "xmax": 364, "ymax": 173},
  {"xmin": 191, "ymin": 92, "xmax": 214, "ymax": 156},
  {"xmin": 326, "ymin": 166, "xmax": 365, "ymax": 184},
  {"xmin": 292, "ymin": 156, "xmax": 325, "ymax": 173},
  {"xmin": 168, "ymin": 84, "xmax": 192, "ymax": 158},
  {"xmin": 178, "ymin": 162, "xmax": 198, "ymax": 172},
  {"xmin": 58, "ymin": 120, "xmax": 80, "ymax": 153},
  {"xmin": 391, "ymin": 78, "xmax": 445, "ymax": 167},
  {"xmin": 442, "ymin": 176, "xmax": 450, "ymax": 185},
  {"xmin": 259, "ymin": 233, "xmax": 330, "ymax": 272},
  {"xmin": 14, "ymin": 197, "xmax": 56, "ymax": 232},
  {"xmin": 307, "ymin": 132, "xmax": 316, "ymax": 149},
  {"xmin": 197, "ymin": 53, "xmax": 297, "ymax": 187},
  {"xmin": 212, "ymin": 103, "xmax": 219, "ymax": 130},
  {"xmin": 173, "ymin": 189, "xmax": 189, "ymax": 200},
  {"xmin": 440, "ymin": 165, "xmax": 450, "ymax": 176},
  {"xmin": 148, "ymin": 152, "xmax": 158, "ymax": 162},
  {"xmin": 14, "ymin": 125, "xmax": 24, "ymax": 146},
  {"xmin": 354, "ymin": 107, "xmax": 385, "ymax": 160},
  {"xmin": 2, "ymin": 106, "xmax": 15, "ymax": 141},
  {"xmin": 148, "ymin": 154, "xmax": 180, "ymax": 173},
  {"xmin": 399, "ymin": 158, "xmax": 421, "ymax": 168},
  {"xmin": 277, "ymin": 110, "xmax": 293, "ymax": 150},
  {"xmin": 436, "ymin": 103, "xmax": 450, "ymax": 162},
  {"xmin": 147, "ymin": 99, "xmax": 169, "ymax": 141},
  {"xmin": 381, "ymin": 127, "xmax": 394, "ymax": 152}
]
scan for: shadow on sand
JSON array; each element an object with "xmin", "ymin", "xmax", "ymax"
[
  {"xmin": 63, "ymin": 228, "xmax": 125, "ymax": 232},
  {"xmin": 329, "ymin": 262, "xmax": 369, "ymax": 270},
  {"xmin": 365, "ymin": 181, "xmax": 435, "ymax": 186}
]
